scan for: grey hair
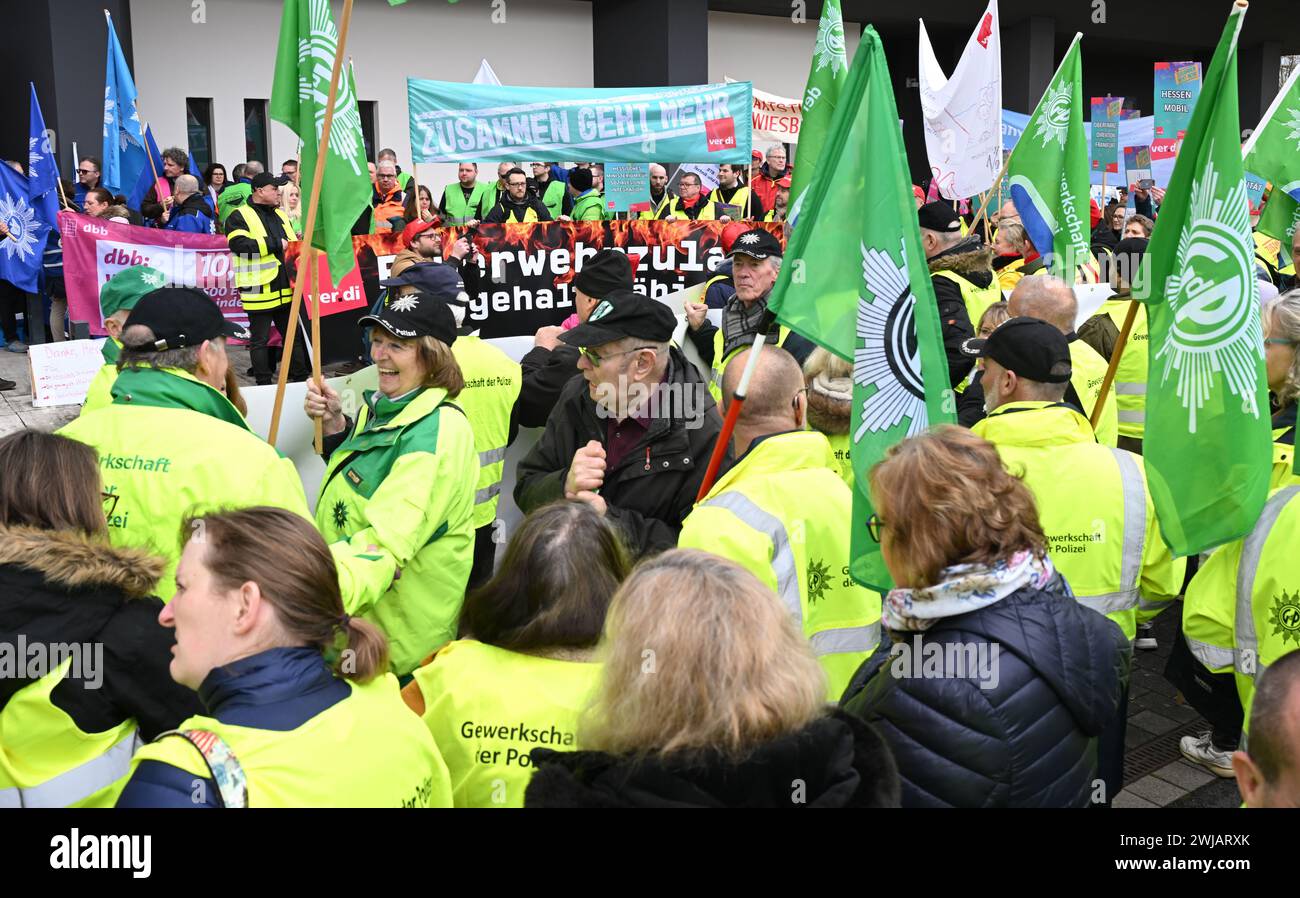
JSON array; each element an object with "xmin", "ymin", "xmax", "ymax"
[
  {"xmin": 244, "ymin": 161, "xmax": 265, "ymax": 176},
  {"xmin": 1266, "ymin": 290, "xmax": 1300, "ymax": 406},
  {"xmin": 117, "ymin": 324, "xmax": 205, "ymax": 374},
  {"xmin": 174, "ymin": 174, "xmax": 200, "ymax": 195}
]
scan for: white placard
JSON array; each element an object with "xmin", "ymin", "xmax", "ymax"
[{"xmin": 29, "ymin": 339, "xmax": 108, "ymax": 408}]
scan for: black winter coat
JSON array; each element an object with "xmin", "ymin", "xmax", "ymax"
[
  {"xmin": 0, "ymin": 525, "xmax": 203, "ymax": 742},
  {"xmin": 841, "ymin": 575, "xmax": 1129, "ymax": 808},
  {"xmin": 927, "ymin": 237, "xmax": 995, "ymax": 389},
  {"xmin": 513, "ymin": 346, "xmax": 725, "ymax": 556},
  {"xmin": 517, "ymin": 343, "xmax": 581, "ymax": 428},
  {"xmin": 524, "ymin": 710, "xmax": 900, "ymax": 808}
]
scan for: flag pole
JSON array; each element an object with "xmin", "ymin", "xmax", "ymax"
[
  {"xmin": 306, "ymin": 245, "xmax": 323, "ymax": 452},
  {"xmin": 969, "ymin": 147, "xmax": 1014, "ymax": 235},
  {"xmin": 695, "ymin": 330, "xmax": 768, "ymax": 502},
  {"xmin": 1090, "ymin": 298, "xmax": 1139, "ymax": 431},
  {"xmin": 268, "ymin": 0, "xmax": 356, "ymax": 446},
  {"xmin": 143, "ymin": 126, "xmax": 165, "ymax": 217}
]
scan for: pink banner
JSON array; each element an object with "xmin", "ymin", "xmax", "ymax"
[{"xmin": 59, "ymin": 212, "xmax": 246, "ymax": 337}]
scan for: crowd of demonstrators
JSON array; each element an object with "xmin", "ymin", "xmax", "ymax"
[
  {"xmin": 526, "ymin": 550, "xmax": 900, "ymax": 808},
  {"xmin": 678, "ymin": 347, "xmax": 882, "ymax": 701},
  {"xmin": 841, "ymin": 426, "xmax": 1129, "ymax": 807}
]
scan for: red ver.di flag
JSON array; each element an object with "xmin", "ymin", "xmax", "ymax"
[{"xmin": 59, "ymin": 212, "xmax": 247, "ymax": 337}]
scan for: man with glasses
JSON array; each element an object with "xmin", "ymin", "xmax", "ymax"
[
  {"xmin": 515, "ymin": 289, "xmax": 723, "ymax": 556},
  {"xmin": 484, "ymin": 167, "xmax": 553, "ymax": 223},
  {"xmin": 677, "ymin": 346, "xmax": 882, "ymax": 701},
  {"xmin": 370, "ymin": 160, "xmax": 409, "ymax": 233},
  {"xmin": 74, "ymin": 157, "xmax": 102, "ymax": 208}
]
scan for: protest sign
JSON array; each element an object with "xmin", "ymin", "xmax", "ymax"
[
  {"xmin": 408, "ymin": 80, "xmax": 753, "ymax": 165},
  {"xmin": 283, "ymin": 230, "xmax": 400, "ymax": 320},
  {"xmin": 750, "ymin": 85, "xmax": 803, "ymax": 145},
  {"xmin": 1245, "ymin": 172, "xmax": 1268, "ymax": 215},
  {"xmin": 59, "ymin": 212, "xmax": 245, "ymax": 337},
  {"xmin": 1124, "ymin": 145, "xmax": 1153, "ymax": 188},
  {"xmin": 28, "ymin": 339, "xmax": 106, "ymax": 407},
  {"xmin": 1089, "ymin": 96, "xmax": 1121, "ymax": 173},
  {"xmin": 603, "ymin": 162, "xmax": 652, "ymax": 213},
  {"xmin": 1153, "ymin": 61, "xmax": 1202, "ymax": 159}
]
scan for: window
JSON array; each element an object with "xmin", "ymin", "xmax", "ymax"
[
  {"xmin": 358, "ymin": 100, "xmax": 377, "ymax": 162},
  {"xmin": 186, "ymin": 98, "xmax": 213, "ymax": 170},
  {"xmin": 244, "ymin": 99, "xmax": 269, "ymax": 167}
]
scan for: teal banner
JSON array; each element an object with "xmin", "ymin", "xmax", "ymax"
[{"xmin": 407, "ymin": 79, "xmax": 753, "ymax": 165}]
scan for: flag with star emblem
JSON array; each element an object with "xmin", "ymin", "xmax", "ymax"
[
  {"xmin": 1004, "ymin": 33, "xmax": 1090, "ymax": 278},
  {"xmin": 101, "ymin": 11, "xmax": 146, "ymax": 195},
  {"xmin": 1243, "ymin": 63, "xmax": 1300, "ymax": 245},
  {"xmin": 786, "ymin": 0, "xmax": 848, "ymax": 229},
  {"xmin": 766, "ymin": 27, "xmax": 954, "ymax": 591},
  {"xmin": 1140, "ymin": 1, "xmax": 1270, "ymax": 556}
]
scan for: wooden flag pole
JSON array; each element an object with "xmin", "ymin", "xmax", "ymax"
[
  {"xmin": 970, "ymin": 148, "xmax": 1016, "ymax": 236},
  {"xmin": 143, "ymin": 127, "xmax": 166, "ymax": 218},
  {"xmin": 307, "ymin": 245, "xmax": 322, "ymax": 453},
  {"xmin": 268, "ymin": 0, "xmax": 356, "ymax": 446},
  {"xmin": 1090, "ymin": 298, "xmax": 1139, "ymax": 431}
]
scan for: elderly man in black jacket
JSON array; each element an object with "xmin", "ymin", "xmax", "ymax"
[
  {"xmin": 514, "ymin": 289, "xmax": 724, "ymax": 556},
  {"xmin": 517, "ymin": 249, "xmax": 632, "ymax": 427}
]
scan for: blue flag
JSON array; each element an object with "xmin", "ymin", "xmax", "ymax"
[
  {"xmin": 103, "ymin": 11, "xmax": 145, "ymax": 194},
  {"xmin": 29, "ymin": 84, "xmax": 60, "ymax": 232},
  {"xmin": 0, "ymin": 165, "xmax": 47, "ymax": 292},
  {"xmin": 128, "ymin": 126, "xmax": 166, "ymax": 212}
]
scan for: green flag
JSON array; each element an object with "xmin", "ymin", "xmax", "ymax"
[
  {"xmin": 270, "ymin": 0, "xmax": 371, "ymax": 283},
  {"xmin": 1244, "ymin": 64, "xmax": 1300, "ymax": 244},
  {"xmin": 786, "ymin": 0, "xmax": 848, "ymax": 228},
  {"xmin": 767, "ymin": 26, "xmax": 955, "ymax": 592},
  {"xmin": 1140, "ymin": 2, "xmax": 1271, "ymax": 557},
  {"xmin": 1004, "ymin": 34, "xmax": 1090, "ymax": 278}
]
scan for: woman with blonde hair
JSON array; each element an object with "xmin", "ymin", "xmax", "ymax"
[
  {"xmin": 116, "ymin": 507, "xmax": 452, "ymax": 807},
  {"xmin": 1264, "ymin": 290, "xmax": 1300, "ymax": 488},
  {"xmin": 956, "ymin": 301, "xmax": 1010, "ymax": 427},
  {"xmin": 524, "ymin": 549, "xmax": 900, "ymax": 808},
  {"xmin": 280, "ymin": 180, "xmax": 302, "ymax": 233},
  {"xmin": 303, "ymin": 277, "xmax": 477, "ymax": 675},
  {"xmin": 841, "ymin": 425, "xmax": 1127, "ymax": 807},
  {"xmin": 803, "ymin": 347, "xmax": 853, "ymax": 487}
]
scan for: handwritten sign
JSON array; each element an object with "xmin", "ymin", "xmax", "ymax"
[{"xmin": 29, "ymin": 339, "xmax": 107, "ymax": 408}]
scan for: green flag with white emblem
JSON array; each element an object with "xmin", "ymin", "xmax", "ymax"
[
  {"xmin": 766, "ymin": 26, "xmax": 954, "ymax": 592},
  {"xmin": 1244, "ymin": 64, "xmax": 1300, "ymax": 245},
  {"xmin": 270, "ymin": 0, "xmax": 371, "ymax": 283},
  {"xmin": 1140, "ymin": 1, "xmax": 1271, "ymax": 556},
  {"xmin": 786, "ymin": 0, "xmax": 848, "ymax": 229}
]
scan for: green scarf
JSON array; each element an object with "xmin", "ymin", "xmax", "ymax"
[
  {"xmin": 362, "ymin": 388, "xmax": 420, "ymax": 432},
  {"xmin": 100, "ymin": 337, "xmax": 121, "ymax": 365},
  {"xmin": 111, "ymin": 366, "xmax": 251, "ymax": 432}
]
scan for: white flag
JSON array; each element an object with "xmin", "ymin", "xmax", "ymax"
[
  {"xmin": 473, "ymin": 59, "xmax": 502, "ymax": 86},
  {"xmin": 919, "ymin": 0, "xmax": 1002, "ymax": 199}
]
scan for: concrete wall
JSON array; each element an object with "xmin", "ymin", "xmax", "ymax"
[{"xmin": 708, "ymin": 10, "xmax": 862, "ymax": 104}]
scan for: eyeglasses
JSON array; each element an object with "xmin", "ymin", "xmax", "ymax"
[
  {"xmin": 1265, "ymin": 338, "xmax": 1296, "ymax": 346},
  {"xmin": 77, "ymin": 169, "xmax": 98, "ymax": 176},
  {"xmin": 866, "ymin": 513, "xmax": 886, "ymax": 543},
  {"xmin": 102, "ymin": 491, "xmax": 119, "ymax": 519},
  {"xmin": 579, "ymin": 345, "xmax": 657, "ymax": 366}
]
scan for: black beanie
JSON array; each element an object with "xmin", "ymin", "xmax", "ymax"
[
  {"xmin": 569, "ymin": 167, "xmax": 594, "ymax": 192},
  {"xmin": 574, "ymin": 249, "xmax": 633, "ymax": 299}
]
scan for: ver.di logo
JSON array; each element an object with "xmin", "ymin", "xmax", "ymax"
[
  {"xmin": 807, "ymin": 557, "xmax": 831, "ymax": 604},
  {"xmin": 331, "ymin": 499, "xmax": 349, "ymax": 530},
  {"xmin": 1269, "ymin": 590, "xmax": 1300, "ymax": 648}
]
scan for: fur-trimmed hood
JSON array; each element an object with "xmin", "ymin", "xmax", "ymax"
[
  {"xmin": 927, "ymin": 236, "xmax": 995, "ymax": 279},
  {"xmin": 0, "ymin": 524, "xmax": 163, "ymax": 598}
]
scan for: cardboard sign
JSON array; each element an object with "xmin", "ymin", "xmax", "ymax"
[{"xmin": 29, "ymin": 339, "xmax": 107, "ymax": 408}]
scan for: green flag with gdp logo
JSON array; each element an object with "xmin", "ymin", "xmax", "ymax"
[
  {"xmin": 786, "ymin": 0, "xmax": 848, "ymax": 229},
  {"xmin": 1140, "ymin": 2, "xmax": 1271, "ymax": 556},
  {"xmin": 766, "ymin": 27, "xmax": 954, "ymax": 592}
]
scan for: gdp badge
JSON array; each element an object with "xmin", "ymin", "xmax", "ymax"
[{"xmin": 1269, "ymin": 590, "xmax": 1300, "ymax": 648}]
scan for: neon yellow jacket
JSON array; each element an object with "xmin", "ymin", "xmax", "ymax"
[
  {"xmin": 1181, "ymin": 486, "xmax": 1300, "ymax": 731},
  {"xmin": 125, "ymin": 673, "xmax": 452, "ymax": 807},
  {"xmin": 452, "ymin": 336, "xmax": 521, "ymax": 529},
  {"xmin": 409, "ymin": 639, "xmax": 600, "ymax": 808},
  {"xmin": 58, "ymin": 366, "xmax": 311, "ymax": 601},
  {"xmin": 1102, "ymin": 298, "xmax": 1149, "ymax": 440},
  {"xmin": 678, "ymin": 430, "xmax": 881, "ymax": 700},
  {"xmin": 80, "ymin": 337, "xmax": 123, "ymax": 415},
  {"xmin": 1070, "ymin": 338, "xmax": 1119, "ymax": 447},
  {"xmin": 973, "ymin": 401, "xmax": 1185, "ymax": 640},
  {"xmin": 317, "ymin": 386, "xmax": 478, "ymax": 675}
]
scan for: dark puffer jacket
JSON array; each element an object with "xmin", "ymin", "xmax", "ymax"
[
  {"xmin": 524, "ymin": 710, "xmax": 899, "ymax": 808},
  {"xmin": 841, "ymin": 575, "xmax": 1129, "ymax": 808},
  {"xmin": 927, "ymin": 236, "xmax": 995, "ymax": 389}
]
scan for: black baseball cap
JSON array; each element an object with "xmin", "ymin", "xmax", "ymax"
[
  {"xmin": 961, "ymin": 316, "xmax": 1072, "ymax": 383},
  {"xmin": 360, "ymin": 290, "xmax": 458, "ymax": 346},
  {"xmin": 380, "ymin": 262, "xmax": 470, "ymax": 302},
  {"xmin": 559, "ymin": 288, "xmax": 677, "ymax": 347},
  {"xmin": 250, "ymin": 172, "xmax": 283, "ymax": 190},
  {"xmin": 726, "ymin": 228, "xmax": 783, "ymax": 261},
  {"xmin": 122, "ymin": 287, "xmax": 250, "ymax": 350},
  {"xmin": 918, "ymin": 201, "xmax": 962, "ymax": 232},
  {"xmin": 574, "ymin": 249, "xmax": 633, "ymax": 299}
]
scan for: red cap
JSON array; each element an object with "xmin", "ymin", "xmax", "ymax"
[
  {"xmin": 777, "ymin": 175, "xmax": 792, "ymax": 189},
  {"xmin": 402, "ymin": 219, "xmax": 435, "ymax": 244},
  {"xmin": 720, "ymin": 221, "xmax": 751, "ymax": 254},
  {"xmin": 751, "ymin": 149, "xmax": 763, "ymax": 160},
  {"xmin": 1089, "ymin": 198, "xmax": 1102, "ymax": 229}
]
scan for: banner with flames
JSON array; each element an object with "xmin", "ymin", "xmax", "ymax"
[{"xmin": 286, "ymin": 220, "xmax": 785, "ymax": 340}]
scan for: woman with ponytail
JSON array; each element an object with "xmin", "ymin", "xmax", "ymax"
[{"xmin": 116, "ymin": 507, "xmax": 452, "ymax": 807}]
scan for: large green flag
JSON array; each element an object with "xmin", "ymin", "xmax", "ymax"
[
  {"xmin": 767, "ymin": 26, "xmax": 954, "ymax": 592},
  {"xmin": 1004, "ymin": 34, "xmax": 1090, "ymax": 278},
  {"xmin": 1140, "ymin": 2, "xmax": 1271, "ymax": 557},
  {"xmin": 1244, "ymin": 64, "xmax": 1300, "ymax": 244},
  {"xmin": 786, "ymin": 0, "xmax": 848, "ymax": 228},
  {"xmin": 270, "ymin": 0, "xmax": 371, "ymax": 283}
]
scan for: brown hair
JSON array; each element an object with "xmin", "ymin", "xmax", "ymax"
[
  {"xmin": 0, "ymin": 431, "xmax": 107, "ymax": 536},
  {"xmin": 870, "ymin": 425, "xmax": 1047, "ymax": 587},
  {"xmin": 180, "ymin": 507, "xmax": 389, "ymax": 681},
  {"xmin": 415, "ymin": 335, "xmax": 464, "ymax": 397},
  {"xmin": 459, "ymin": 501, "xmax": 630, "ymax": 651},
  {"xmin": 580, "ymin": 549, "xmax": 825, "ymax": 760}
]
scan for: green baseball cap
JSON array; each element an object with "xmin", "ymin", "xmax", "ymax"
[{"xmin": 100, "ymin": 266, "xmax": 168, "ymax": 319}]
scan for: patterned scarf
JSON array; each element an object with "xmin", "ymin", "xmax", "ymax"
[
  {"xmin": 722, "ymin": 294, "xmax": 779, "ymax": 359},
  {"xmin": 882, "ymin": 550, "xmax": 1059, "ymax": 633}
]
